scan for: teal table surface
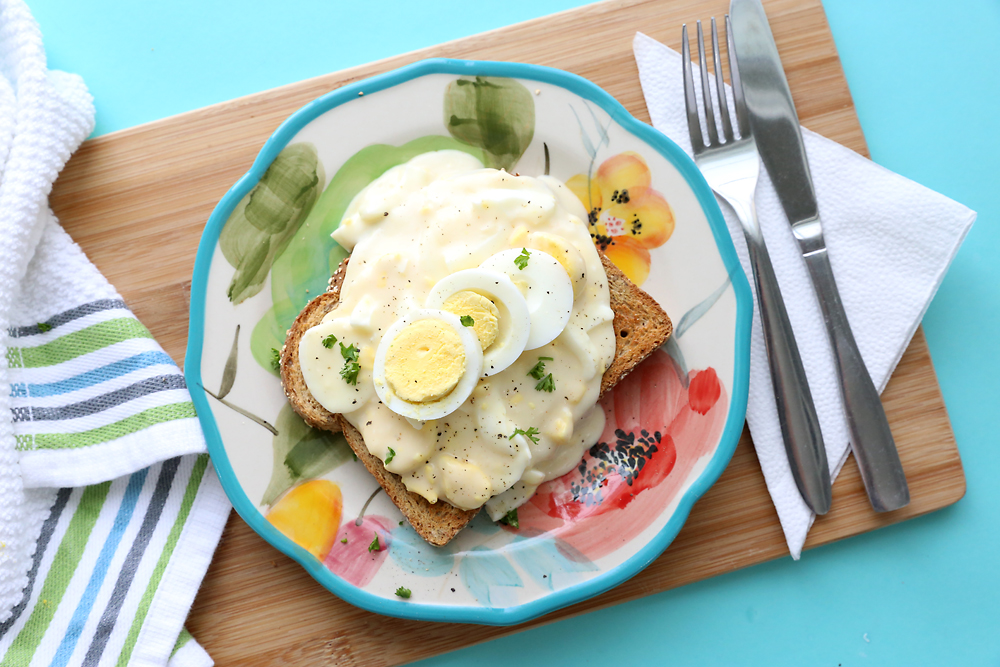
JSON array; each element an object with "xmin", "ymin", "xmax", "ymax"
[{"xmin": 26, "ymin": 0, "xmax": 999, "ymax": 664}]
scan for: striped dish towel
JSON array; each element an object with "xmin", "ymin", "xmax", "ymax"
[{"xmin": 0, "ymin": 1, "xmax": 230, "ymax": 665}]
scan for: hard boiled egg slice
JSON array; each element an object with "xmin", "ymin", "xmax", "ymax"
[
  {"xmin": 425, "ymin": 269, "xmax": 531, "ymax": 376},
  {"xmin": 524, "ymin": 231, "xmax": 588, "ymax": 299},
  {"xmin": 480, "ymin": 248, "xmax": 574, "ymax": 350},
  {"xmin": 372, "ymin": 309, "xmax": 483, "ymax": 422}
]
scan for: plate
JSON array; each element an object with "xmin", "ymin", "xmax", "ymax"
[{"xmin": 185, "ymin": 58, "xmax": 751, "ymax": 625}]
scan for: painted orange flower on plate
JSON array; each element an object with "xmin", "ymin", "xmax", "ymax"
[
  {"xmin": 266, "ymin": 479, "xmax": 343, "ymax": 560},
  {"xmin": 566, "ymin": 151, "xmax": 675, "ymax": 285}
]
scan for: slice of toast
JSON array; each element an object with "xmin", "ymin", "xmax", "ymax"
[
  {"xmin": 599, "ymin": 255, "xmax": 674, "ymax": 395},
  {"xmin": 280, "ymin": 253, "xmax": 672, "ymax": 546}
]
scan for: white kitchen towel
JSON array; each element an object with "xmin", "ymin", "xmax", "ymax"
[
  {"xmin": 633, "ymin": 32, "xmax": 975, "ymax": 558},
  {"xmin": 0, "ymin": 0, "xmax": 230, "ymax": 664}
]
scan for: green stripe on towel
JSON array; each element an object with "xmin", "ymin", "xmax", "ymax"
[
  {"xmin": 115, "ymin": 455, "xmax": 209, "ymax": 667},
  {"xmin": 3, "ymin": 483, "xmax": 112, "ymax": 664},
  {"xmin": 171, "ymin": 628, "xmax": 194, "ymax": 657},
  {"xmin": 7, "ymin": 318, "xmax": 153, "ymax": 369},
  {"xmin": 17, "ymin": 402, "xmax": 197, "ymax": 451}
]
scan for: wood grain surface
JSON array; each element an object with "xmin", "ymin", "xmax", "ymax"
[{"xmin": 47, "ymin": 0, "xmax": 965, "ymax": 664}]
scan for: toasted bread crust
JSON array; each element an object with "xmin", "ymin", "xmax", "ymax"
[
  {"xmin": 599, "ymin": 254, "xmax": 674, "ymax": 395},
  {"xmin": 336, "ymin": 416, "xmax": 478, "ymax": 546},
  {"xmin": 281, "ymin": 253, "xmax": 671, "ymax": 546}
]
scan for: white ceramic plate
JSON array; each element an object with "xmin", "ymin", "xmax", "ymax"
[{"xmin": 186, "ymin": 59, "xmax": 752, "ymax": 625}]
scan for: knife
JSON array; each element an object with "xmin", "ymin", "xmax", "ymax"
[{"xmin": 730, "ymin": 0, "xmax": 910, "ymax": 512}]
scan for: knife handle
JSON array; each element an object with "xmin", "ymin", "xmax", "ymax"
[
  {"xmin": 740, "ymin": 210, "xmax": 832, "ymax": 515},
  {"xmin": 801, "ymin": 246, "xmax": 910, "ymax": 512}
]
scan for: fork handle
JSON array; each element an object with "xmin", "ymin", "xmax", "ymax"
[
  {"xmin": 735, "ymin": 199, "xmax": 832, "ymax": 515},
  {"xmin": 801, "ymin": 247, "xmax": 910, "ymax": 512}
]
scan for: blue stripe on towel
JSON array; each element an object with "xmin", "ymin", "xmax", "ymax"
[
  {"xmin": 82, "ymin": 458, "xmax": 181, "ymax": 665},
  {"xmin": 47, "ymin": 470, "xmax": 148, "ymax": 667},
  {"xmin": 8, "ymin": 351, "xmax": 176, "ymax": 399},
  {"xmin": 13, "ymin": 375, "xmax": 188, "ymax": 423}
]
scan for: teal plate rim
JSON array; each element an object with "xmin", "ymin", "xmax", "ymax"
[{"xmin": 184, "ymin": 57, "xmax": 753, "ymax": 626}]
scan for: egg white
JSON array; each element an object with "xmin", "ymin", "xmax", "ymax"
[{"xmin": 480, "ymin": 248, "xmax": 575, "ymax": 350}]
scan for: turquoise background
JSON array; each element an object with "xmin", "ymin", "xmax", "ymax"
[{"xmin": 28, "ymin": 0, "xmax": 999, "ymax": 664}]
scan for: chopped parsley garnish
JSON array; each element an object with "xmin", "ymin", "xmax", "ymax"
[
  {"xmin": 385, "ymin": 447, "xmax": 396, "ymax": 464},
  {"xmin": 339, "ymin": 342, "xmax": 360, "ymax": 385},
  {"xmin": 514, "ymin": 247, "xmax": 531, "ymax": 270},
  {"xmin": 527, "ymin": 356, "xmax": 554, "ymax": 380},
  {"xmin": 535, "ymin": 373, "xmax": 555, "ymax": 392},
  {"xmin": 499, "ymin": 508, "xmax": 519, "ymax": 528},
  {"xmin": 368, "ymin": 534, "xmax": 380, "ymax": 552},
  {"xmin": 395, "ymin": 586, "xmax": 412, "ymax": 599},
  {"xmin": 322, "ymin": 333, "xmax": 338, "ymax": 349},
  {"xmin": 37, "ymin": 322, "xmax": 52, "ymax": 333},
  {"xmin": 341, "ymin": 360, "xmax": 360, "ymax": 385},
  {"xmin": 270, "ymin": 348, "xmax": 281, "ymax": 371},
  {"xmin": 509, "ymin": 426, "xmax": 541, "ymax": 444},
  {"xmin": 460, "ymin": 315, "xmax": 475, "ymax": 327}
]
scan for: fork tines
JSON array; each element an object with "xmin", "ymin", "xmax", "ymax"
[{"xmin": 682, "ymin": 16, "xmax": 750, "ymax": 155}]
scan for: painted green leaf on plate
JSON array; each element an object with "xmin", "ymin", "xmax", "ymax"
[
  {"xmin": 444, "ymin": 76, "xmax": 535, "ymax": 171},
  {"xmin": 219, "ymin": 142, "xmax": 324, "ymax": 304},
  {"xmin": 261, "ymin": 404, "xmax": 354, "ymax": 508}
]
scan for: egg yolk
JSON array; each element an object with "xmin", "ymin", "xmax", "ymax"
[
  {"xmin": 384, "ymin": 319, "xmax": 466, "ymax": 403},
  {"xmin": 442, "ymin": 291, "xmax": 499, "ymax": 351}
]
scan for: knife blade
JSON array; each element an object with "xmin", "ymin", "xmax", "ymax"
[{"xmin": 730, "ymin": 0, "xmax": 910, "ymax": 512}]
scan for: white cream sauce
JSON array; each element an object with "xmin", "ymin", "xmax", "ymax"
[{"xmin": 298, "ymin": 150, "xmax": 615, "ymax": 519}]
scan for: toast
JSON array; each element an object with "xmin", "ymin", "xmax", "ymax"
[{"xmin": 280, "ymin": 254, "xmax": 672, "ymax": 546}]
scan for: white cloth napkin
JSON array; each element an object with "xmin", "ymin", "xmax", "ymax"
[
  {"xmin": 633, "ymin": 32, "xmax": 975, "ymax": 558},
  {"xmin": 0, "ymin": 1, "xmax": 230, "ymax": 664}
]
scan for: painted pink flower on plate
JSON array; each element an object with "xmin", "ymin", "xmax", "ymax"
[{"xmin": 324, "ymin": 515, "xmax": 395, "ymax": 587}]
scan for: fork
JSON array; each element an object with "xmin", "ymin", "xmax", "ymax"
[{"xmin": 682, "ymin": 17, "xmax": 832, "ymax": 515}]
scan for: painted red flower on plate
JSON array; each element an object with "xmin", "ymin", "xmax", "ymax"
[{"xmin": 516, "ymin": 349, "xmax": 728, "ymax": 559}]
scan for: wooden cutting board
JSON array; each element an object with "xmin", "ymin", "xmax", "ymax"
[{"xmin": 48, "ymin": 0, "xmax": 965, "ymax": 664}]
